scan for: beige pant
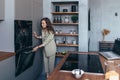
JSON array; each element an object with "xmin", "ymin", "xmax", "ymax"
[{"xmin": 43, "ymin": 51, "xmax": 55, "ymax": 73}]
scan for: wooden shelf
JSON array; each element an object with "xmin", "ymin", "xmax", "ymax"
[
  {"xmin": 55, "ymin": 33, "xmax": 78, "ymax": 36},
  {"xmin": 52, "ymin": 12, "xmax": 78, "ymax": 15},
  {"xmin": 52, "ymin": 23, "xmax": 78, "ymax": 25},
  {"xmin": 56, "ymin": 43, "xmax": 78, "ymax": 47}
]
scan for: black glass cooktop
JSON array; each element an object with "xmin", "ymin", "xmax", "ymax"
[{"xmin": 60, "ymin": 54, "xmax": 104, "ymax": 74}]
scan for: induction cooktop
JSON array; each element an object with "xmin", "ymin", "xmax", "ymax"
[{"xmin": 60, "ymin": 54, "xmax": 104, "ymax": 74}]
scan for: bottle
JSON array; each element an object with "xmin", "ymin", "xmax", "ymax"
[
  {"xmin": 63, "ymin": 37, "xmax": 66, "ymax": 44},
  {"xmin": 53, "ymin": 16, "xmax": 57, "ymax": 23},
  {"xmin": 58, "ymin": 16, "xmax": 61, "ymax": 23},
  {"xmin": 60, "ymin": 16, "xmax": 62, "ymax": 23},
  {"xmin": 53, "ymin": 16, "xmax": 56, "ymax": 23},
  {"xmin": 57, "ymin": 16, "xmax": 60, "ymax": 23}
]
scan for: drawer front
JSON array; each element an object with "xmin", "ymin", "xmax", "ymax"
[{"xmin": 99, "ymin": 42, "xmax": 114, "ymax": 51}]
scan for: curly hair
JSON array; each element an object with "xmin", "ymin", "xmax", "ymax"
[{"xmin": 40, "ymin": 17, "xmax": 55, "ymax": 34}]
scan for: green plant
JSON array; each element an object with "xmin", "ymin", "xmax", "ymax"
[
  {"xmin": 61, "ymin": 51, "xmax": 66, "ymax": 55},
  {"xmin": 71, "ymin": 15, "xmax": 78, "ymax": 23}
]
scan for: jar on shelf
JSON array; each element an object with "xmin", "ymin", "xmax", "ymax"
[
  {"xmin": 59, "ymin": 30, "xmax": 62, "ymax": 34},
  {"xmin": 55, "ymin": 30, "xmax": 58, "ymax": 34},
  {"xmin": 64, "ymin": 16, "xmax": 69, "ymax": 23},
  {"xmin": 55, "ymin": 5, "xmax": 60, "ymax": 12},
  {"xmin": 71, "ymin": 5, "xmax": 78, "ymax": 12},
  {"xmin": 70, "ymin": 30, "xmax": 73, "ymax": 34},
  {"xmin": 73, "ymin": 30, "xmax": 76, "ymax": 34},
  {"xmin": 72, "ymin": 40, "xmax": 76, "ymax": 44},
  {"xmin": 55, "ymin": 39, "xmax": 59, "ymax": 44}
]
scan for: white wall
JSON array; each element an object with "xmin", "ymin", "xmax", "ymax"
[
  {"xmin": 89, "ymin": 0, "xmax": 120, "ymax": 51},
  {"xmin": 0, "ymin": 0, "xmax": 14, "ymax": 52},
  {"xmin": 43, "ymin": 0, "xmax": 89, "ymax": 52},
  {"xmin": 79, "ymin": 0, "xmax": 88, "ymax": 52}
]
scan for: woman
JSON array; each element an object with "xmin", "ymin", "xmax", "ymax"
[{"xmin": 32, "ymin": 17, "xmax": 56, "ymax": 77}]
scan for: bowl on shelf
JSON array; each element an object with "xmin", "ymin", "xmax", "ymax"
[{"xmin": 72, "ymin": 69, "xmax": 84, "ymax": 79}]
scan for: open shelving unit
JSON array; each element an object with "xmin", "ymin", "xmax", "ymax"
[{"xmin": 51, "ymin": 1, "xmax": 79, "ymax": 56}]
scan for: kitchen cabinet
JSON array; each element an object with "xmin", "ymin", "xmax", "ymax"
[
  {"xmin": 99, "ymin": 41, "xmax": 114, "ymax": 51},
  {"xmin": 0, "ymin": 0, "xmax": 4, "ymax": 20}
]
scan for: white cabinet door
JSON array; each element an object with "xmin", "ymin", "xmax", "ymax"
[{"xmin": 0, "ymin": 0, "xmax": 4, "ymax": 20}]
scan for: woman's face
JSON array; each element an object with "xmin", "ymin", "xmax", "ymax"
[{"xmin": 41, "ymin": 20, "xmax": 47, "ymax": 29}]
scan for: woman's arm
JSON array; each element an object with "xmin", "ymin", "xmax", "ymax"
[
  {"xmin": 42, "ymin": 32, "xmax": 54, "ymax": 46},
  {"xmin": 33, "ymin": 31, "xmax": 42, "ymax": 39},
  {"xmin": 32, "ymin": 44, "xmax": 44, "ymax": 52},
  {"xmin": 32, "ymin": 32, "xmax": 54, "ymax": 52}
]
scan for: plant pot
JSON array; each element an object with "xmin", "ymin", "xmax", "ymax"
[{"xmin": 71, "ymin": 15, "xmax": 78, "ymax": 23}]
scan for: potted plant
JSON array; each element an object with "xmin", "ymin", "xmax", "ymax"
[
  {"xmin": 71, "ymin": 15, "xmax": 78, "ymax": 23},
  {"xmin": 102, "ymin": 29, "xmax": 110, "ymax": 41}
]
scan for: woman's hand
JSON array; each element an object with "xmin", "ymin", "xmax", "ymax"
[
  {"xmin": 32, "ymin": 46, "xmax": 39, "ymax": 52},
  {"xmin": 32, "ymin": 44, "xmax": 43, "ymax": 52},
  {"xmin": 33, "ymin": 31, "xmax": 41, "ymax": 39},
  {"xmin": 33, "ymin": 31, "xmax": 38, "ymax": 38}
]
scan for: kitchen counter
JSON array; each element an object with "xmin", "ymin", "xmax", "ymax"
[
  {"xmin": 0, "ymin": 51, "xmax": 15, "ymax": 61},
  {"xmin": 48, "ymin": 52, "xmax": 120, "ymax": 80}
]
